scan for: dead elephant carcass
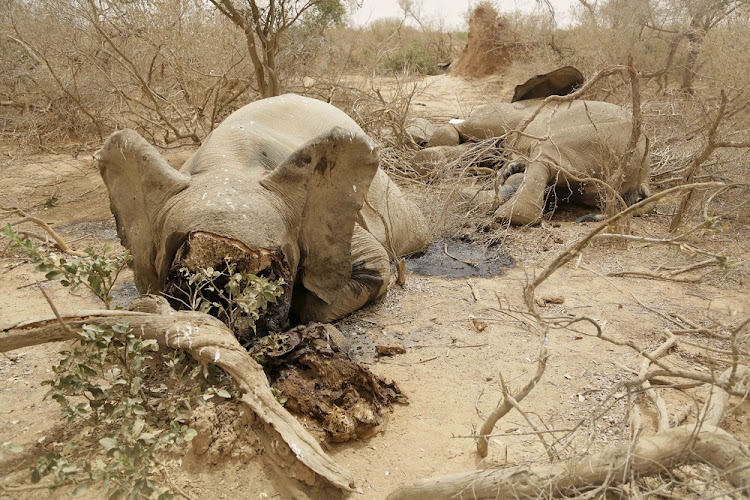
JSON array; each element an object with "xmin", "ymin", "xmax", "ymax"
[
  {"xmin": 98, "ymin": 94, "xmax": 430, "ymax": 336},
  {"xmin": 415, "ymin": 67, "xmax": 651, "ymax": 225}
]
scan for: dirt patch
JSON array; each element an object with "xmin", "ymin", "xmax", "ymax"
[{"xmin": 190, "ymin": 402, "xmax": 261, "ymax": 463}]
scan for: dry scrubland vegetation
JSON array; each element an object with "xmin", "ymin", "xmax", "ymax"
[{"xmin": 2, "ymin": 0, "xmax": 750, "ymax": 498}]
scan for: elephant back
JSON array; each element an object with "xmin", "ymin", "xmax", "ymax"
[
  {"xmin": 455, "ymin": 101, "xmax": 538, "ymax": 141},
  {"xmin": 181, "ymin": 94, "xmax": 365, "ymax": 176}
]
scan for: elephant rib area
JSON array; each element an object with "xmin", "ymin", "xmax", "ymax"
[{"xmin": 164, "ymin": 231, "xmax": 292, "ymax": 338}]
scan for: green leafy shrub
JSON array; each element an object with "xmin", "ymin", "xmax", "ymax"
[
  {"xmin": 2, "ymin": 223, "xmax": 132, "ymax": 309},
  {"xmin": 34, "ymin": 322, "xmax": 233, "ymax": 498},
  {"xmin": 171, "ymin": 260, "xmax": 285, "ymax": 338},
  {"xmin": 382, "ymin": 44, "xmax": 440, "ymax": 75},
  {"xmin": 1, "ymin": 225, "xmax": 240, "ymax": 497}
]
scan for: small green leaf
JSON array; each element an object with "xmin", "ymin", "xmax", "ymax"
[
  {"xmin": 3, "ymin": 442, "xmax": 23, "ymax": 454},
  {"xmin": 216, "ymin": 389, "xmax": 231, "ymax": 399},
  {"xmin": 132, "ymin": 418, "xmax": 145, "ymax": 437},
  {"xmin": 99, "ymin": 437, "xmax": 118, "ymax": 450},
  {"xmin": 112, "ymin": 324, "xmax": 129, "ymax": 334},
  {"xmin": 183, "ymin": 428, "xmax": 197, "ymax": 442},
  {"xmin": 61, "ymin": 463, "xmax": 79, "ymax": 474}
]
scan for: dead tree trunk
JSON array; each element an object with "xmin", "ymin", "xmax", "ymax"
[{"xmin": 0, "ymin": 296, "xmax": 357, "ymax": 493}]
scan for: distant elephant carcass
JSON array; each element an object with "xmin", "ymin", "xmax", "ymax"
[
  {"xmin": 417, "ymin": 68, "xmax": 651, "ymax": 225},
  {"xmin": 98, "ymin": 94, "xmax": 431, "ymax": 336}
]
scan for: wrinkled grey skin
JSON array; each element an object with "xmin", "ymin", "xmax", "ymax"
[
  {"xmin": 99, "ymin": 94, "xmax": 430, "ymax": 329},
  {"xmin": 423, "ymin": 99, "xmax": 651, "ymax": 225}
]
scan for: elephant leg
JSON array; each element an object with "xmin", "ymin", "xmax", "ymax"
[
  {"xmin": 292, "ymin": 225, "xmax": 391, "ymax": 324},
  {"xmin": 494, "ymin": 162, "xmax": 551, "ymax": 225},
  {"xmin": 462, "ymin": 163, "xmax": 527, "ymax": 213},
  {"xmin": 493, "ymin": 172, "xmax": 526, "ymax": 208},
  {"xmin": 498, "ymin": 161, "xmax": 526, "ymax": 185},
  {"xmin": 427, "ymin": 125, "xmax": 460, "ymax": 147}
]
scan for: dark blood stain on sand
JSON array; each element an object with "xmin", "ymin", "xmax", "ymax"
[{"xmin": 407, "ymin": 238, "xmax": 513, "ymax": 278}]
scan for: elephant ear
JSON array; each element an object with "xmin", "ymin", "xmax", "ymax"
[
  {"xmin": 261, "ymin": 127, "xmax": 380, "ymax": 304},
  {"xmin": 97, "ymin": 129, "xmax": 190, "ymax": 292},
  {"xmin": 511, "ymin": 66, "xmax": 584, "ymax": 103}
]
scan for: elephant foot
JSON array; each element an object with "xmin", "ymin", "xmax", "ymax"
[
  {"xmin": 493, "ymin": 199, "xmax": 544, "ymax": 226},
  {"xmin": 576, "ymin": 213, "xmax": 606, "ymax": 223},
  {"xmin": 498, "ymin": 161, "xmax": 526, "ymax": 184}
]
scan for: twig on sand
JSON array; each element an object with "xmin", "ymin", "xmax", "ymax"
[
  {"xmin": 5, "ymin": 208, "xmax": 86, "ymax": 257},
  {"xmin": 379, "ymin": 356, "xmax": 439, "ymax": 366},
  {"xmin": 443, "ymin": 243, "xmax": 478, "ymax": 268}
]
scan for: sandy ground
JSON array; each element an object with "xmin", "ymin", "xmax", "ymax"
[{"xmin": 1, "ymin": 74, "xmax": 748, "ymax": 499}]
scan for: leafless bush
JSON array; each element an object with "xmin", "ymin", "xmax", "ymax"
[
  {"xmin": 0, "ymin": 0, "xmax": 467, "ymax": 152},
  {"xmin": 2, "ymin": 0, "xmax": 256, "ymax": 149}
]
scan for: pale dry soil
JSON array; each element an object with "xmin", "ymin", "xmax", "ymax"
[{"xmin": 1, "ymin": 74, "xmax": 749, "ymax": 499}]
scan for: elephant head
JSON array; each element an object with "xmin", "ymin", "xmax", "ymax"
[{"xmin": 99, "ymin": 94, "xmax": 430, "ymax": 336}]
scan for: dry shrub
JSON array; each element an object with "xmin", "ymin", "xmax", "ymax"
[
  {"xmin": 323, "ymin": 18, "xmax": 459, "ymax": 77},
  {"xmin": 702, "ymin": 22, "xmax": 750, "ymax": 88},
  {"xmin": 1, "ymin": 1, "xmax": 258, "ymax": 150},
  {"xmin": 0, "ymin": 1, "xmax": 464, "ymax": 152}
]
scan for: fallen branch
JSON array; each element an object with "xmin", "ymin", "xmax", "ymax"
[
  {"xmin": 475, "ymin": 182, "xmax": 725, "ymax": 459},
  {"xmin": 499, "ymin": 372, "xmax": 558, "ymax": 462},
  {"xmin": 527, "ymin": 182, "xmax": 725, "ymax": 294},
  {"xmin": 594, "ymin": 232, "xmax": 727, "ymax": 262},
  {"xmin": 639, "ymin": 329, "xmax": 676, "ymax": 432},
  {"xmin": 5, "ymin": 209, "xmax": 86, "ymax": 257},
  {"xmin": 0, "ymin": 296, "xmax": 357, "ymax": 493},
  {"xmin": 476, "ymin": 312, "xmax": 548, "ymax": 457},
  {"xmin": 443, "ymin": 243, "xmax": 478, "ymax": 268},
  {"xmin": 388, "ymin": 424, "xmax": 750, "ymax": 499}
]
